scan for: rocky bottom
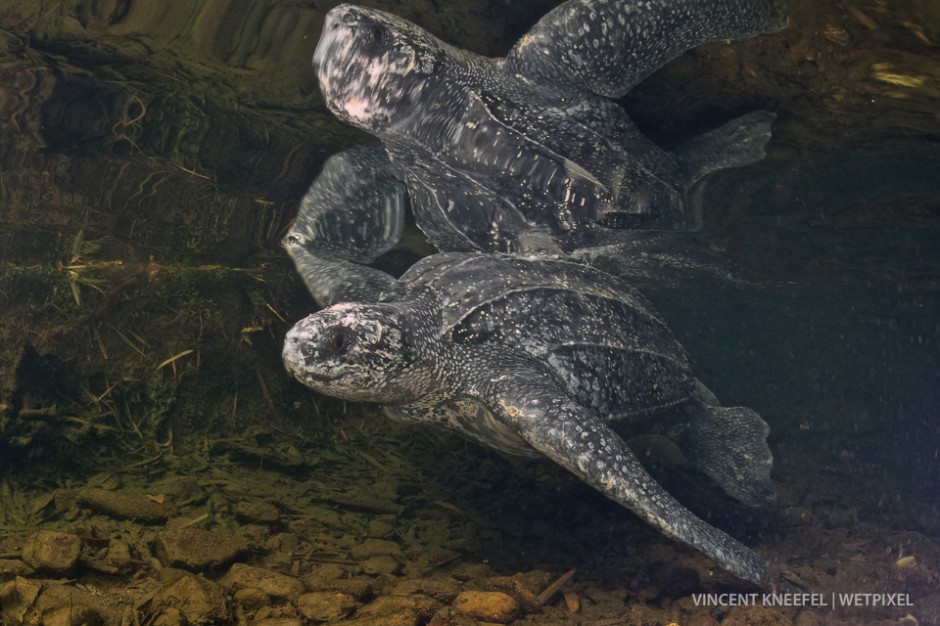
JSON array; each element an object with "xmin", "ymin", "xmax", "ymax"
[{"xmin": 0, "ymin": 408, "xmax": 937, "ymax": 626}]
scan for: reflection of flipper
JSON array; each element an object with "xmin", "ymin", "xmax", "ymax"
[
  {"xmin": 569, "ymin": 230, "xmax": 754, "ymax": 297},
  {"xmin": 506, "ymin": 0, "xmax": 788, "ymax": 99},
  {"xmin": 284, "ymin": 144, "xmax": 408, "ymax": 306},
  {"xmin": 676, "ymin": 111, "xmax": 777, "ymax": 187},
  {"xmin": 669, "ymin": 381, "xmax": 775, "ymax": 507}
]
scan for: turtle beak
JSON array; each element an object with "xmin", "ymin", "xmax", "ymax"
[
  {"xmin": 312, "ymin": 11, "xmax": 337, "ymax": 74},
  {"xmin": 313, "ymin": 5, "xmax": 361, "ymax": 71},
  {"xmin": 283, "ymin": 322, "xmax": 322, "ymax": 376}
]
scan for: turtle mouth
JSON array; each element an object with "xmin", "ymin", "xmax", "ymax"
[
  {"xmin": 283, "ymin": 331, "xmax": 338, "ymax": 385},
  {"xmin": 301, "ymin": 369, "xmax": 342, "ymax": 383},
  {"xmin": 284, "ymin": 357, "xmax": 343, "ymax": 387}
]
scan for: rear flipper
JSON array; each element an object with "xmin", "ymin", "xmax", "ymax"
[
  {"xmin": 668, "ymin": 381, "xmax": 775, "ymax": 507},
  {"xmin": 675, "ymin": 110, "xmax": 777, "ymax": 187}
]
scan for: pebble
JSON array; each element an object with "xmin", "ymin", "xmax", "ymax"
[
  {"xmin": 149, "ymin": 607, "xmax": 185, "ymax": 626},
  {"xmin": 35, "ymin": 586, "xmax": 106, "ymax": 626},
  {"xmin": 21, "ymin": 530, "xmax": 82, "ymax": 575},
  {"xmin": 221, "ymin": 562, "xmax": 304, "ymax": 600},
  {"xmin": 361, "ymin": 554, "xmax": 403, "ymax": 576},
  {"xmin": 427, "ymin": 607, "xmax": 479, "ymax": 626},
  {"xmin": 0, "ymin": 576, "xmax": 42, "ymax": 624},
  {"xmin": 0, "ymin": 559, "xmax": 31, "ymax": 576},
  {"xmin": 76, "ymin": 487, "xmax": 174, "ymax": 522},
  {"xmin": 233, "ymin": 586, "xmax": 270, "ymax": 611},
  {"xmin": 40, "ymin": 604, "xmax": 100, "ymax": 626},
  {"xmin": 367, "ymin": 518, "xmax": 397, "ymax": 539},
  {"xmin": 389, "ymin": 577, "xmax": 462, "ymax": 603},
  {"xmin": 449, "ymin": 562, "xmax": 493, "ymax": 581},
  {"xmin": 356, "ymin": 593, "xmax": 441, "ymax": 620},
  {"xmin": 149, "ymin": 573, "xmax": 231, "ymax": 625},
  {"xmin": 302, "ymin": 572, "xmax": 375, "ymax": 600},
  {"xmin": 105, "ymin": 538, "xmax": 137, "ymax": 573},
  {"xmin": 296, "ymin": 591, "xmax": 358, "ymax": 622},
  {"xmin": 453, "ymin": 590, "xmax": 520, "ymax": 624},
  {"xmin": 153, "ymin": 528, "xmax": 250, "ymax": 571},
  {"xmin": 150, "ymin": 476, "xmax": 203, "ymax": 503},
  {"xmin": 350, "ymin": 538, "xmax": 405, "ymax": 560},
  {"xmin": 235, "ymin": 500, "xmax": 281, "ymax": 524}
]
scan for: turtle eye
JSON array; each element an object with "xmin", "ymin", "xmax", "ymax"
[
  {"xmin": 368, "ymin": 24, "xmax": 389, "ymax": 46},
  {"xmin": 330, "ymin": 330, "xmax": 349, "ymax": 354},
  {"xmin": 283, "ymin": 232, "xmax": 304, "ymax": 247}
]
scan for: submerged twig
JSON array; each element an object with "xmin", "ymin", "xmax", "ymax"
[{"xmin": 536, "ymin": 568, "xmax": 576, "ymax": 606}]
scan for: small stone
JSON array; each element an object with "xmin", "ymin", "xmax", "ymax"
[
  {"xmin": 235, "ymin": 500, "xmax": 281, "ymax": 524},
  {"xmin": 332, "ymin": 577, "xmax": 376, "ymax": 600},
  {"xmin": 21, "ymin": 530, "xmax": 82, "ymax": 575},
  {"xmin": 356, "ymin": 594, "xmax": 441, "ymax": 621},
  {"xmin": 301, "ymin": 564, "xmax": 375, "ymax": 599},
  {"xmin": 296, "ymin": 591, "xmax": 358, "ymax": 622},
  {"xmin": 334, "ymin": 612, "xmax": 417, "ymax": 626},
  {"xmin": 105, "ymin": 539, "xmax": 137, "ymax": 573},
  {"xmin": 150, "ymin": 607, "xmax": 185, "ymax": 626},
  {"xmin": 155, "ymin": 566, "xmax": 191, "ymax": 584},
  {"xmin": 221, "ymin": 563, "xmax": 304, "ymax": 600},
  {"xmin": 153, "ymin": 528, "xmax": 250, "ymax": 571},
  {"xmin": 265, "ymin": 532, "xmax": 299, "ymax": 553},
  {"xmin": 41, "ymin": 605, "xmax": 101, "ymax": 626},
  {"xmin": 449, "ymin": 562, "xmax": 493, "ymax": 581},
  {"xmin": 0, "ymin": 576, "xmax": 42, "ymax": 624},
  {"xmin": 0, "ymin": 559, "xmax": 31, "ymax": 576},
  {"xmin": 389, "ymin": 577, "xmax": 462, "ymax": 603},
  {"xmin": 427, "ymin": 607, "xmax": 479, "ymax": 626},
  {"xmin": 349, "ymin": 538, "xmax": 405, "ymax": 560},
  {"xmin": 253, "ymin": 619, "xmax": 303, "ymax": 626},
  {"xmin": 302, "ymin": 562, "xmax": 351, "ymax": 588},
  {"xmin": 34, "ymin": 584, "xmax": 118, "ymax": 626},
  {"xmin": 151, "ymin": 476, "xmax": 203, "ymax": 502},
  {"xmin": 453, "ymin": 591, "xmax": 520, "ymax": 624},
  {"xmin": 361, "ymin": 554, "xmax": 403, "ymax": 576},
  {"xmin": 150, "ymin": 573, "xmax": 231, "ymax": 625},
  {"xmin": 77, "ymin": 487, "xmax": 174, "ymax": 522},
  {"xmin": 233, "ymin": 586, "xmax": 270, "ymax": 611},
  {"xmin": 367, "ymin": 518, "xmax": 397, "ymax": 539}
]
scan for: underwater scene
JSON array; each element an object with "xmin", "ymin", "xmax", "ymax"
[{"xmin": 0, "ymin": 0, "xmax": 938, "ymax": 624}]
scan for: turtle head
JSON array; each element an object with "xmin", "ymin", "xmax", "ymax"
[
  {"xmin": 283, "ymin": 302, "xmax": 431, "ymax": 403},
  {"xmin": 313, "ymin": 4, "xmax": 447, "ymax": 134}
]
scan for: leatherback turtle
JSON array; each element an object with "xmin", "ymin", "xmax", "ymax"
[
  {"xmin": 283, "ymin": 253, "xmax": 781, "ymax": 588},
  {"xmin": 287, "ymin": 0, "xmax": 787, "ymax": 305}
]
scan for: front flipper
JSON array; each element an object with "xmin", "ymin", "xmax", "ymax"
[
  {"xmin": 284, "ymin": 144, "xmax": 407, "ymax": 306},
  {"xmin": 283, "ymin": 238, "xmax": 397, "ymax": 306},
  {"xmin": 464, "ymin": 351, "xmax": 777, "ymax": 589},
  {"xmin": 505, "ymin": 0, "xmax": 788, "ymax": 100}
]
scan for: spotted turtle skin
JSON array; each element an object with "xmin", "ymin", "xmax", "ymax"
[{"xmin": 283, "ymin": 253, "xmax": 785, "ymax": 589}]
